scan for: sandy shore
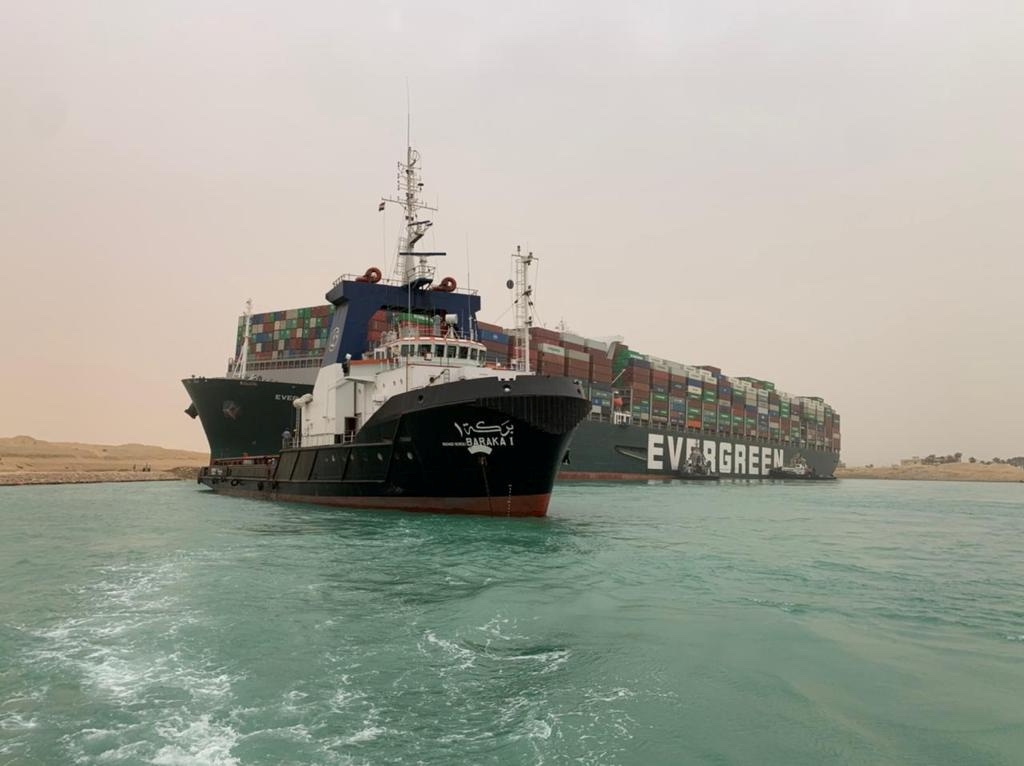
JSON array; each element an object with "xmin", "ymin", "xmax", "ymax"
[
  {"xmin": 0, "ymin": 436, "xmax": 207, "ymax": 486},
  {"xmin": 837, "ymin": 464, "xmax": 1024, "ymax": 482},
  {"xmin": 0, "ymin": 470, "xmax": 188, "ymax": 487}
]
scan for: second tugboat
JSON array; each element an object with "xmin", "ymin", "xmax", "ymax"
[
  {"xmin": 196, "ymin": 144, "xmax": 590, "ymax": 516},
  {"xmin": 677, "ymin": 443, "xmax": 720, "ymax": 481},
  {"xmin": 766, "ymin": 455, "xmax": 836, "ymax": 481}
]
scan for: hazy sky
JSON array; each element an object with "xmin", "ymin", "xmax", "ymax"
[{"xmin": 3, "ymin": 1, "xmax": 1022, "ymax": 466}]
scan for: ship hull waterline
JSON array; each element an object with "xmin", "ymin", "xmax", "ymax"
[{"xmin": 184, "ymin": 379, "xmax": 840, "ymax": 482}]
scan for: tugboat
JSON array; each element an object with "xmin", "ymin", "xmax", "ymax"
[
  {"xmin": 677, "ymin": 443, "xmax": 720, "ymax": 481},
  {"xmin": 196, "ymin": 145, "xmax": 590, "ymax": 516},
  {"xmin": 767, "ymin": 455, "xmax": 836, "ymax": 481}
]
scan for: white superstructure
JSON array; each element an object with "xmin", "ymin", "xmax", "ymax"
[{"xmin": 294, "ymin": 321, "xmax": 522, "ymax": 448}]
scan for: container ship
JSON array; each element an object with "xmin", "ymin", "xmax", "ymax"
[
  {"xmin": 186, "ymin": 294, "xmax": 841, "ymax": 480},
  {"xmin": 184, "ymin": 158, "xmax": 841, "ymax": 482}
]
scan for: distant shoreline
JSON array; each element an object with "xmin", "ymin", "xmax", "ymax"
[
  {"xmin": 0, "ymin": 435, "xmax": 208, "ymax": 486},
  {"xmin": 0, "ymin": 470, "xmax": 190, "ymax": 487},
  {"xmin": 837, "ymin": 464, "xmax": 1024, "ymax": 483}
]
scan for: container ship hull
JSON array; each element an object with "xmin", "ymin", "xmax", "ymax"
[
  {"xmin": 561, "ymin": 418, "xmax": 839, "ymax": 480},
  {"xmin": 184, "ymin": 377, "xmax": 839, "ymax": 480},
  {"xmin": 197, "ymin": 376, "xmax": 590, "ymax": 516},
  {"xmin": 183, "ymin": 377, "xmax": 308, "ymax": 460},
  {"xmin": 184, "ymin": 290, "xmax": 841, "ymax": 481}
]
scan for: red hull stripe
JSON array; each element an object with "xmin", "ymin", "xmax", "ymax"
[
  {"xmin": 558, "ymin": 470, "xmax": 659, "ymax": 482},
  {"xmin": 209, "ymin": 488, "xmax": 551, "ymax": 517},
  {"xmin": 558, "ymin": 471, "xmax": 787, "ymax": 481}
]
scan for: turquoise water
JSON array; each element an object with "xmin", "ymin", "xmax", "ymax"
[{"xmin": 1, "ymin": 480, "xmax": 1022, "ymax": 765}]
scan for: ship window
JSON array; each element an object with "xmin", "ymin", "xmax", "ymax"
[
  {"xmin": 418, "ymin": 344, "xmax": 431, "ymax": 356},
  {"xmin": 446, "ymin": 344, "xmax": 457, "ymax": 358},
  {"xmin": 401, "ymin": 344, "xmax": 412, "ymax": 356},
  {"xmin": 434, "ymin": 344, "xmax": 445, "ymax": 357},
  {"xmin": 458, "ymin": 346, "xmax": 469, "ymax": 359}
]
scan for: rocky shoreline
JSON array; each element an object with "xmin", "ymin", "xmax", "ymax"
[
  {"xmin": 1, "ymin": 462, "xmax": 202, "ymax": 487},
  {"xmin": 0, "ymin": 467, "xmax": 201, "ymax": 487}
]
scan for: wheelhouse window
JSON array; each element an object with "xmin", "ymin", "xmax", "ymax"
[
  {"xmin": 434, "ymin": 344, "xmax": 445, "ymax": 357},
  {"xmin": 401, "ymin": 344, "xmax": 412, "ymax": 357},
  {"xmin": 446, "ymin": 344, "xmax": 458, "ymax": 358},
  {"xmin": 417, "ymin": 344, "xmax": 431, "ymax": 356},
  {"xmin": 458, "ymin": 346, "xmax": 469, "ymax": 359}
]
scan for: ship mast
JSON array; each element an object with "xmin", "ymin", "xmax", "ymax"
[
  {"xmin": 510, "ymin": 246, "xmax": 536, "ymax": 373},
  {"xmin": 380, "ymin": 144, "xmax": 445, "ymax": 285},
  {"xmin": 231, "ymin": 299, "xmax": 253, "ymax": 379}
]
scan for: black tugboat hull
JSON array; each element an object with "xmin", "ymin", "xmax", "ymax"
[
  {"xmin": 198, "ymin": 376, "xmax": 590, "ymax": 517},
  {"xmin": 766, "ymin": 469, "xmax": 838, "ymax": 481},
  {"xmin": 676, "ymin": 473, "xmax": 721, "ymax": 481}
]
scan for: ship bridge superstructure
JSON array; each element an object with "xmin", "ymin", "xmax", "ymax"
[{"xmin": 296, "ymin": 318, "xmax": 522, "ymax": 448}]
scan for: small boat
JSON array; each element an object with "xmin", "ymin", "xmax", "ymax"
[
  {"xmin": 767, "ymin": 455, "xmax": 836, "ymax": 481},
  {"xmin": 677, "ymin": 444, "xmax": 720, "ymax": 481}
]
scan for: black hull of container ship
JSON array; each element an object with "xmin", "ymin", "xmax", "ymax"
[
  {"xmin": 197, "ymin": 376, "xmax": 590, "ymax": 517},
  {"xmin": 182, "ymin": 377, "xmax": 309, "ymax": 460},
  {"xmin": 559, "ymin": 418, "xmax": 840, "ymax": 480},
  {"xmin": 184, "ymin": 380, "xmax": 839, "ymax": 481}
]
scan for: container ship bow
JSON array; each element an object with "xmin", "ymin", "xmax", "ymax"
[{"xmin": 185, "ymin": 144, "xmax": 589, "ymax": 516}]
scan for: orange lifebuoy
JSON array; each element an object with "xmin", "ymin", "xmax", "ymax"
[{"xmin": 434, "ymin": 276, "xmax": 457, "ymax": 292}]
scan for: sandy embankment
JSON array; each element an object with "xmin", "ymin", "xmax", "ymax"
[
  {"xmin": 0, "ymin": 436, "xmax": 208, "ymax": 487},
  {"xmin": 836, "ymin": 463, "xmax": 1024, "ymax": 482}
]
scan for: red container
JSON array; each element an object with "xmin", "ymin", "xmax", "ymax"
[
  {"xmin": 529, "ymin": 327, "xmax": 560, "ymax": 343},
  {"xmin": 622, "ymin": 368, "xmax": 651, "ymax": 386}
]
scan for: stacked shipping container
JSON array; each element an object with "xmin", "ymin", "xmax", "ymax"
[
  {"xmin": 237, "ymin": 305, "xmax": 840, "ymax": 454},
  {"xmin": 236, "ymin": 305, "xmax": 334, "ymax": 372}
]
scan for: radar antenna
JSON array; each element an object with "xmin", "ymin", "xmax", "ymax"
[{"xmin": 379, "ymin": 144, "xmax": 445, "ymax": 286}]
